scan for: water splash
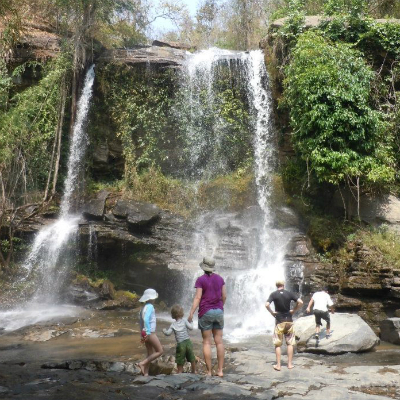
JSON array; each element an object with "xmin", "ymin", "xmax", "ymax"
[
  {"xmin": 11, "ymin": 65, "xmax": 95, "ymax": 314},
  {"xmin": 179, "ymin": 48, "xmax": 246, "ymax": 178},
  {"xmin": 60, "ymin": 64, "xmax": 96, "ymax": 217},
  {"xmin": 87, "ymin": 223, "xmax": 98, "ymax": 263},
  {"xmin": 177, "ymin": 49, "xmax": 291, "ymax": 342}
]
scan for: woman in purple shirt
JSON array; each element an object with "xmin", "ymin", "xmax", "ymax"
[{"xmin": 188, "ymin": 257, "xmax": 227, "ymax": 377}]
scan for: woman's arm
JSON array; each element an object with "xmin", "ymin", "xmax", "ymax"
[
  {"xmin": 185, "ymin": 319, "xmax": 194, "ymax": 330},
  {"xmin": 222, "ymin": 285, "xmax": 227, "ymax": 305},
  {"xmin": 188, "ymin": 287, "xmax": 202, "ymax": 322}
]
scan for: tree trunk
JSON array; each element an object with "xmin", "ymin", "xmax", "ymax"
[
  {"xmin": 50, "ymin": 78, "xmax": 68, "ymax": 198},
  {"xmin": 356, "ymin": 176, "xmax": 360, "ymax": 221}
]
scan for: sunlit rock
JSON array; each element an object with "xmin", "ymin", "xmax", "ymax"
[{"xmin": 294, "ymin": 313, "xmax": 379, "ymax": 354}]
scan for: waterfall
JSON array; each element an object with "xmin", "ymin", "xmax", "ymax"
[
  {"xmin": 0, "ymin": 66, "xmax": 95, "ymax": 330},
  {"xmin": 177, "ymin": 49, "xmax": 291, "ymax": 341}
]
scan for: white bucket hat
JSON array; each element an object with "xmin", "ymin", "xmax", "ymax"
[
  {"xmin": 199, "ymin": 257, "xmax": 216, "ymax": 272},
  {"xmin": 139, "ymin": 288, "xmax": 158, "ymax": 303}
]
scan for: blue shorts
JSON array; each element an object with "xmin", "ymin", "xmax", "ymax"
[{"xmin": 198, "ymin": 309, "xmax": 224, "ymax": 331}]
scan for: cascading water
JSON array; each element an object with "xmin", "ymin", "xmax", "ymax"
[
  {"xmin": 176, "ymin": 49, "xmax": 292, "ymax": 342},
  {"xmin": 0, "ymin": 65, "xmax": 95, "ymax": 331}
]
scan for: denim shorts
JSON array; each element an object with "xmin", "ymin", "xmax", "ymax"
[{"xmin": 198, "ymin": 309, "xmax": 224, "ymax": 331}]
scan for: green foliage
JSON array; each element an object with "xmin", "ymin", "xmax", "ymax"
[
  {"xmin": 278, "ymin": 0, "xmax": 306, "ymax": 46},
  {"xmin": 283, "ymin": 31, "xmax": 395, "ymax": 187},
  {"xmin": 358, "ymin": 21, "xmax": 400, "ymax": 58},
  {"xmin": 197, "ymin": 166, "xmax": 255, "ymax": 211},
  {"xmin": 0, "ymin": 59, "xmax": 12, "ymax": 110},
  {"xmin": 324, "ymin": 0, "xmax": 367, "ymax": 18},
  {"xmin": 73, "ymin": 264, "xmax": 116, "ymax": 282},
  {"xmin": 216, "ymin": 88, "xmax": 252, "ymax": 168},
  {"xmin": 308, "ymin": 215, "xmax": 356, "ymax": 253},
  {"xmin": 128, "ymin": 166, "xmax": 197, "ymax": 216},
  {"xmin": 0, "ymin": 53, "xmax": 72, "ymax": 204},
  {"xmin": 96, "ymin": 63, "xmax": 182, "ymax": 180},
  {"xmin": 86, "ymin": 178, "xmax": 124, "ymax": 194}
]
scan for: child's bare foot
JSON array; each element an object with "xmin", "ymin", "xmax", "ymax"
[
  {"xmin": 137, "ymin": 362, "xmax": 146, "ymax": 376},
  {"xmin": 273, "ymin": 365, "xmax": 281, "ymax": 371},
  {"xmin": 217, "ymin": 370, "xmax": 224, "ymax": 377},
  {"xmin": 288, "ymin": 364, "xmax": 295, "ymax": 369}
]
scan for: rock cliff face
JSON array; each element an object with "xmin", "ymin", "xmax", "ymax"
[
  {"xmin": 14, "ymin": 190, "xmax": 400, "ymax": 334},
  {"xmin": 3, "ymin": 22, "xmax": 61, "ymax": 64},
  {"xmin": 97, "ymin": 46, "xmax": 187, "ymax": 67},
  {"xmin": 292, "ymin": 236, "xmax": 400, "ymax": 334}
]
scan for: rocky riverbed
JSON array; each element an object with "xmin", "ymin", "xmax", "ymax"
[{"xmin": 0, "ymin": 309, "xmax": 399, "ymax": 400}]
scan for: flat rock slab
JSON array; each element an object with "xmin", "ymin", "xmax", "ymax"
[
  {"xmin": 294, "ymin": 313, "xmax": 379, "ymax": 353},
  {"xmin": 98, "ymin": 46, "xmax": 187, "ymax": 66}
]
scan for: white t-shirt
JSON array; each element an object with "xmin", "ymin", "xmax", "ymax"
[{"xmin": 312, "ymin": 291, "xmax": 333, "ymax": 312}]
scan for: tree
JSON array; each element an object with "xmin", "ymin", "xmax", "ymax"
[{"xmin": 283, "ymin": 31, "xmax": 395, "ymax": 216}]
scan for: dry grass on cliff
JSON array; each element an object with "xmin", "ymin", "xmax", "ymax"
[
  {"xmin": 359, "ymin": 229, "xmax": 400, "ymax": 269},
  {"xmin": 123, "ymin": 166, "xmax": 256, "ymax": 217}
]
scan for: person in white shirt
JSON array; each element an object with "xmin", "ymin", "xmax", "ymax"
[{"xmin": 306, "ymin": 287, "xmax": 334, "ymax": 339}]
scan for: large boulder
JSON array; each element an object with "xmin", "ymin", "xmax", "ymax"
[
  {"xmin": 380, "ymin": 318, "xmax": 400, "ymax": 345},
  {"xmin": 332, "ymin": 192, "xmax": 400, "ymax": 228},
  {"xmin": 294, "ymin": 313, "xmax": 379, "ymax": 354},
  {"xmin": 82, "ymin": 190, "xmax": 109, "ymax": 220},
  {"xmin": 113, "ymin": 199, "xmax": 161, "ymax": 232}
]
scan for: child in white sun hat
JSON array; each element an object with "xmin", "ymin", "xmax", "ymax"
[{"xmin": 137, "ymin": 288, "xmax": 163, "ymax": 376}]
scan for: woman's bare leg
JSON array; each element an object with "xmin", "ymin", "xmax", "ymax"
[
  {"xmin": 212, "ymin": 328, "xmax": 224, "ymax": 377},
  {"xmin": 201, "ymin": 330, "xmax": 213, "ymax": 375}
]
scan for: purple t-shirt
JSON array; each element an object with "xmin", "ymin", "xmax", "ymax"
[{"xmin": 195, "ymin": 273, "xmax": 225, "ymax": 318}]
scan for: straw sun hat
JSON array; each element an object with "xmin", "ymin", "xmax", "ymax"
[
  {"xmin": 139, "ymin": 288, "xmax": 158, "ymax": 303},
  {"xmin": 199, "ymin": 257, "xmax": 216, "ymax": 272}
]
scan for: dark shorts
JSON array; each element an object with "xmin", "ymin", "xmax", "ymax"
[
  {"xmin": 176, "ymin": 339, "xmax": 195, "ymax": 365},
  {"xmin": 198, "ymin": 309, "xmax": 224, "ymax": 331},
  {"xmin": 314, "ymin": 310, "xmax": 330, "ymax": 327}
]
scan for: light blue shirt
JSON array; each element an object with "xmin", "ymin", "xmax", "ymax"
[{"xmin": 139, "ymin": 304, "xmax": 156, "ymax": 335}]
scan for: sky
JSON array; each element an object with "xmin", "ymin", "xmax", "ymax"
[{"xmin": 151, "ymin": 0, "xmax": 198, "ymax": 33}]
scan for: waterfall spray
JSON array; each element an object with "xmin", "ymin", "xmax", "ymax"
[
  {"xmin": 178, "ymin": 50, "xmax": 291, "ymax": 341},
  {"xmin": 0, "ymin": 66, "xmax": 95, "ymax": 331}
]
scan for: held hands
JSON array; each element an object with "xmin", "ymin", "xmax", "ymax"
[
  {"xmin": 306, "ymin": 308, "xmax": 311, "ymax": 314},
  {"xmin": 188, "ymin": 314, "xmax": 193, "ymax": 323},
  {"xmin": 140, "ymin": 334, "xmax": 150, "ymax": 343},
  {"xmin": 140, "ymin": 330, "xmax": 149, "ymax": 343}
]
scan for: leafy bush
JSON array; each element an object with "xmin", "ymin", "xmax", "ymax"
[
  {"xmin": 283, "ymin": 31, "xmax": 395, "ymax": 188},
  {"xmin": 0, "ymin": 53, "xmax": 72, "ymax": 204}
]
